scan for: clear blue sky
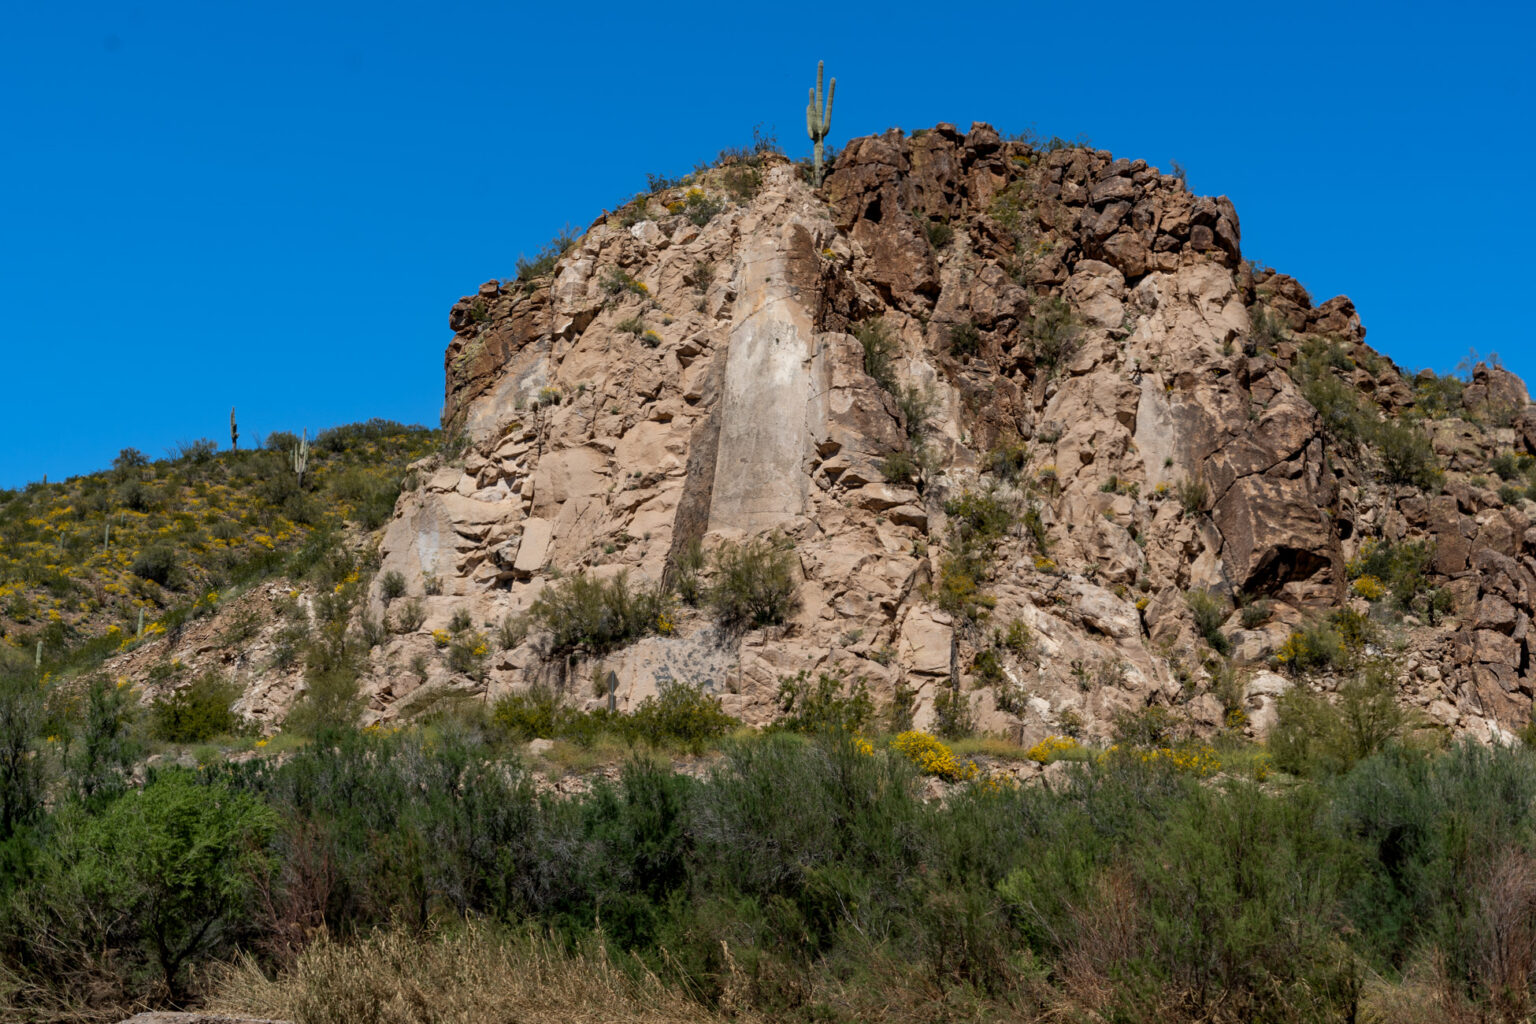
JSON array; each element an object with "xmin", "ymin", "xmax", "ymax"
[{"xmin": 2, "ymin": 0, "xmax": 1532, "ymax": 487}]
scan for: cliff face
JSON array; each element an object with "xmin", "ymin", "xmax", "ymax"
[{"xmin": 362, "ymin": 123, "xmax": 1536, "ymax": 745}]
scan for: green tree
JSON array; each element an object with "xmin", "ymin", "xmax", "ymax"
[{"xmin": 67, "ymin": 770, "xmax": 275, "ymax": 998}]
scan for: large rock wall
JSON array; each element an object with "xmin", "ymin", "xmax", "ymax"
[{"xmin": 349, "ymin": 124, "xmax": 1536, "ymax": 745}]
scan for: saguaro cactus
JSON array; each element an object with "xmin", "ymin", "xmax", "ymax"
[
  {"xmin": 293, "ymin": 429, "xmax": 309, "ymax": 488},
  {"xmin": 806, "ymin": 61, "xmax": 835, "ymax": 186},
  {"xmin": 230, "ymin": 407, "xmax": 239, "ymax": 450}
]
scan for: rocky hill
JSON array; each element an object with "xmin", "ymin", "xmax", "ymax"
[{"xmin": 110, "ymin": 123, "xmax": 1536, "ymax": 746}]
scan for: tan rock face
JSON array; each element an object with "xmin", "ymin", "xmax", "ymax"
[{"xmin": 326, "ymin": 126, "xmax": 1536, "ymax": 743}]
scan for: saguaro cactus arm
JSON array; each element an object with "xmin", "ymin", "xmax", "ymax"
[{"xmin": 806, "ymin": 61, "xmax": 835, "ymax": 185}]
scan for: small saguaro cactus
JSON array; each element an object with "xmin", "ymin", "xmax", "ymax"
[
  {"xmin": 230, "ymin": 407, "xmax": 239, "ymax": 450},
  {"xmin": 806, "ymin": 60, "xmax": 835, "ymax": 186},
  {"xmin": 292, "ymin": 429, "xmax": 309, "ymax": 488}
]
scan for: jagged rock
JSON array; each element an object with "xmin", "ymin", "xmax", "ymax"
[{"xmin": 104, "ymin": 124, "xmax": 1536, "ymax": 742}]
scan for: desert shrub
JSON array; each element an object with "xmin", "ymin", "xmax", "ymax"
[
  {"xmin": 169, "ymin": 438, "xmax": 218, "ymax": 463},
  {"xmin": 1293, "ymin": 338, "xmax": 1372, "ymax": 449},
  {"xmin": 1240, "ymin": 597, "xmax": 1275, "ymax": 628},
  {"xmin": 129, "ymin": 543, "xmax": 179, "ymax": 587},
  {"xmin": 530, "ymin": 570, "xmax": 670, "ymax": 657},
  {"xmin": 855, "ymin": 317, "xmax": 898, "ymax": 393},
  {"xmin": 1268, "ymin": 663, "xmax": 1407, "ymax": 778},
  {"xmin": 391, "ymin": 597, "xmax": 425, "ymax": 633},
  {"xmin": 600, "ymin": 266, "xmax": 647, "ymax": 297},
  {"xmin": 1491, "ymin": 451, "xmax": 1522, "ymax": 481},
  {"xmin": 1347, "ymin": 537, "xmax": 1436, "ymax": 613},
  {"xmin": 775, "ymin": 670, "xmax": 874, "ymax": 734},
  {"xmin": 671, "ymin": 537, "xmax": 706, "ymax": 606},
  {"xmin": 379, "ymin": 570, "xmax": 406, "ymax": 603},
  {"xmin": 1176, "ymin": 475, "xmax": 1208, "ymax": 515},
  {"xmin": 495, "ymin": 613, "xmax": 528, "ymax": 650},
  {"xmin": 1027, "ymin": 296, "xmax": 1081, "ymax": 373},
  {"xmin": 1332, "ymin": 741, "xmax": 1536, "ymax": 1002},
  {"xmin": 936, "ymin": 488, "xmax": 1015, "ymax": 623},
  {"xmin": 285, "ymin": 668, "xmax": 361, "ymax": 737},
  {"xmin": 1375, "ymin": 417, "xmax": 1442, "ymax": 489},
  {"xmin": 65, "ymin": 675, "xmax": 138, "ymax": 806},
  {"xmin": 514, "ymin": 226, "xmax": 576, "ymax": 284},
  {"xmin": 1275, "ymin": 618, "xmax": 1353, "ymax": 675},
  {"xmin": 947, "ymin": 320, "xmax": 981, "ymax": 358},
  {"xmin": 446, "ymin": 631, "xmax": 489, "ymax": 679},
  {"xmin": 985, "ymin": 438, "xmax": 1029, "ymax": 481},
  {"xmin": 20, "ymin": 770, "xmax": 275, "ymax": 1000},
  {"xmin": 891, "ymin": 730, "xmax": 976, "ymax": 781},
  {"xmin": 1112, "ymin": 705, "xmax": 1180, "ymax": 747},
  {"xmin": 150, "ymin": 672, "xmax": 241, "ymax": 743},
  {"xmin": 631, "ymin": 680, "xmax": 738, "ymax": 754},
  {"xmin": 0, "ymin": 667, "xmax": 45, "ymax": 841},
  {"xmin": 708, "ymin": 535, "xmax": 800, "ymax": 630},
  {"xmin": 1186, "ymin": 588, "xmax": 1232, "ymax": 656},
  {"xmin": 1414, "ymin": 369, "xmax": 1467, "ymax": 418},
  {"xmin": 326, "ymin": 465, "xmax": 402, "ymax": 529},
  {"xmin": 931, "ymin": 686, "xmax": 975, "ymax": 739},
  {"xmin": 681, "ymin": 188, "xmax": 724, "ymax": 226}
]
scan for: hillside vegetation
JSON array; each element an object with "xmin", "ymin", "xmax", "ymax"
[{"xmin": 0, "ymin": 421, "xmax": 439, "ymax": 678}]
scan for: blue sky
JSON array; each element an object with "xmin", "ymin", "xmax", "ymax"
[{"xmin": 2, "ymin": 0, "xmax": 1532, "ymax": 486}]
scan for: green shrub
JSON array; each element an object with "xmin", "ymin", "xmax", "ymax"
[
  {"xmin": 1374, "ymin": 417, "xmax": 1441, "ymax": 489},
  {"xmin": 1276, "ymin": 617, "xmax": 1354, "ymax": 675},
  {"xmin": 947, "ymin": 320, "xmax": 981, "ymax": 358},
  {"xmin": 855, "ymin": 317, "xmax": 898, "ymax": 393},
  {"xmin": 632, "ymin": 680, "xmax": 738, "ymax": 754},
  {"xmin": 682, "ymin": 188, "xmax": 725, "ymax": 226},
  {"xmin": 1186, "ymin": 588, "xmax": 1232, "ymax": 656},
  {"xmin": 129, "ymin": 543, "xmax": 179, "ymax": 587},
  {"xmin": 380, "ymin": 570, "xmax": 406, "ymax": 603},
  {"xmin": 924, "ymin": 218, "xmax": 954, "ymax": 249},
  {"xmin": 1027, "ymin": 296, "xmax": 1081, "ymax": 373},
  {"xmin": 708, "ymin": 535, "xmax": 800, "ymax": 630},
  {"xmin": 775, "ymin": 670, "xmax": 874, "ymax": 733},
  {"xmin": 0, "ymin": 665, "xmax": 45, "ymax": 840},
  {"xmin": 1347, "ymin": 537, "xmax": 1436, "ymax": 613},
  {"xmin": 878, "ymin": 448, "xmax": 920, "ymax": 485},
  {"xmin": 446, "ymin": 631, "xmax": 489, "ymax": 679},
  {"xmin": 1269, "ymin": 663, "xmax": 1407, "ymax": 777},
  {"xmin": 514, "ymin": 226, "xmax": 576, "ymax": 284},
  {"xmin": 600, "ymin": 266, "xmax": 647, "ymax": 297},
  {"xmin": 37, "ymin": 770, "xmax": 275, "ymax": 999},
  {"xmin": 284, "ymin": 667, "xmax": 361, "ymax": 738},
  {"xmin": 151, "ymin": 672, "xmax": 242, "ymax": 743},
  {"xmin": 1240, "ymin": 596, "xmax": 1274, "ymax": 628},
  {"xmin": 66, "ymin": 675, "xmax": 138, "ymax": 806},
  {"xmin": 530, "ymin": 571, "xmax": 671, "ymax": 657},
  {"xmin": 1176, "ymin": 475, "xmax": 1208, "ymax": 515}
]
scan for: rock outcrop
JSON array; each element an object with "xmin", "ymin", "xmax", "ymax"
[{"xmin": 123, "ymin": 124, "xmax": 1536, "ymax": 746}]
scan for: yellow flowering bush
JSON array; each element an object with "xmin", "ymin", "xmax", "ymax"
[
  {"xmin": 1026, "ymin": 734, "xmax": 1079, "ymax": 763},
  {"xmin": 891, "ymin": 731, "xmax": 978, "ymax": 782},
  {"xmin": 1033, "ymin": 555, "xmax": 1057, "ymax": 573},
  {"xmin": 431, "ymin": 629, "xmax": 452, "ymax": 648},
  {"xmin": 1351, "ymin": 575, "xmax": 1386, "ymax": 601},
  {"xmin": 1103, "ymin": 743, "xmax": 1221, "ymax": 777}
]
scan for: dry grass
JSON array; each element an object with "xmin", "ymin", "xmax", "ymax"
[{"xmin": 211, "ymin": 921, "xmax": 749, "ymax": 1024}]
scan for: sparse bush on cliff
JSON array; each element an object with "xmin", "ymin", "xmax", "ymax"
[
  {"xmin": 1186, "ymin": 588, "xmax": 1232, "ymax": 656},
  {"xmin": 530, "ymin": 570, "xmax": 671, "ymax": 658},
  {"xmin": 1375, "ymin": 416, "xmax": 1442, "ymax": 489},
  {"xmin": 855, "ymin": 316, "xmax": 898, "ymax": 392},
  {"xmin": 708, "ymin": 534, "xmax": 800, "ymax": 630},
  {"xmin": 1269, "ymin": 662, "xmax": 1407, "ymax": 777},
  {"xmin": 150, "ymin": 671, "xmax": 242, "ymax": 743}
]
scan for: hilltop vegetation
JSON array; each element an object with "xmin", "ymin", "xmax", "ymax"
[{"xmin": 0, "ymin": 421, "xmax": 439, "ymax": 677}]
